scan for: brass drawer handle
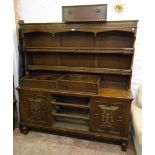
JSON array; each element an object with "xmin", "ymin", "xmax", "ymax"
[
  {"xmin": 94, "ymin": 113, "xmax": 99, "ymax": 117},
  {"xmin": 88, "ymin": 84, "xmax": 93, "ymax": 89}
]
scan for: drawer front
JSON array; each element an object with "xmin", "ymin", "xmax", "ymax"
[
  {"xmin": 90, "ymin": 98, "xmax": 131, "ymax": 137},
  {"xmin": 19, "ymin": 90, "xmax": 52, "ymax": 126},
  {"xmin": 58, "ymin": 81, "xmax": 98, "ymax": 94},
  {"xmin": 20, "ymin": 79, "xmax": 57, "ymax": 90},
  {"xmin": 62, "ymin": 4, "xmax": 107, "ymax": 22}
]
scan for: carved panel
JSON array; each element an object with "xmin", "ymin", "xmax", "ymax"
[
  {"xmin": 26, "ymin": 97, "xmax": 42, "ymax": 119},
  {"xmin": 99, "ymin": 105, "xmax": 120, "ymax": 131},
  {"xmin": 90, "ymin": 100, "xmax": 123, "ymax": 135},
  {"xmin": 24, "ymin": 94, "xmax": 48, "ymax": 123}
]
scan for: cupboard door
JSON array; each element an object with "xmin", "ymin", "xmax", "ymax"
[
  {"xmin": 20, "ymin": 91, "xmax": 51, "ymax": 126},
  {"xmin": 90, "ymin": 99, "xmax": 124, "ymax": 136}
]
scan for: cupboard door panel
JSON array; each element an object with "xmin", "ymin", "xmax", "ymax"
[
  {"xmin": 20, "ymin": 91, "xmax": 51, "ymax": 126},
  {"xmin": 90, "ymin": 99, "xmax": 125, "ymax": 136}
]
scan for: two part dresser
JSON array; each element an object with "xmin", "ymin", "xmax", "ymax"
[{"xmin": 18, "ymin": 19, "xmax": 138, "ymax": 151}]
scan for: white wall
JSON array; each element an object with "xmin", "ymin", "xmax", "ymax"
[
  {"xmin": 13, "ymin": 13, "xmax": 20, "ymax": 121},
  {"xmin": 15, "ymin": 0, "xmax": 142, "ymax": 102},
  {"xmin": 18, "ymin": 0, "xmax": 141, "ymax": 22}
]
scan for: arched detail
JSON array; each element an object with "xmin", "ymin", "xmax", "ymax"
[{"xmin": 96, "ymin": 30, "xmax": 134, "ymax": 48}]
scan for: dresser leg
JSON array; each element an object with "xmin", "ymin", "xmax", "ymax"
[
  {"xmin": 121, "ymin": 141, "xmax": 128, "ymax": 151},
  {"xmin": 19, "ymin": 125, "xmax": 29, "ymax": 135}
]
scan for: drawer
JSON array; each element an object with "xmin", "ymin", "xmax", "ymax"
[
  {"xmin": 58, "ymin": 74, "xmax": 100, "ymax": 94},
  {"xmin": 62, "ymin": 4, "xmax": 107, "ymax": 22},
  {"xmin": 20, "ymin": 74, "xmax": 63, "ymax": 90}
]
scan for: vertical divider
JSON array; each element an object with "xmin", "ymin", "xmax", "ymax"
[
  {"xmin": 94, "ymin": 55, "xmax": 98, "ymax": 68},
  {"xmin": 94, "ymin": 32, "xmax": 98, "ymax": 68},
  {"xmin": 57, "ymin": 53, "xmax": 61, "ymax": 66},
  {"xmin": 57, "ymin": 33, "xmax": 61, "ymax": 66}
]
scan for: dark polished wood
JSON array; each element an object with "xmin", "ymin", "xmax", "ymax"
[
  {"xmin": 62, "ymin": 4, "xmax": 107, "ymax": 22},
  {"xmin": 121, "ymin": 141, "xmax": 128, "ymax": 151},
  {"xmin": 19, "ymin": 124, "xmax": 29, "ymax": 135},
  {"xmin": 58, "ymin": 74, "xmax": 100, "ymax": 94},
  {"xmin": 18, "ymin": 20, "xmax": 138, "ymax": 151}
]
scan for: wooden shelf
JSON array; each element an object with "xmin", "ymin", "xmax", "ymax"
[
  {"xmin": 52, "ymin": 112, "xmax": 89, "ymax": 120},
  {"xmin": 99, "ymin": 87, "xmax": 133, "ymax": 99},
  {"xmin": 26, "ymin": 65, "xmax": 131, "ymax": 75},
  {"xmin": 53, "ymin": 121, "xmax": 89, "ymax": 132},
  {"xmin": 25, "ymin": 47, "xmax": 134, "ymax": 54},
  {"xmin": 52, "ymin": 101, "xmax": 90, "ymax": 109}
]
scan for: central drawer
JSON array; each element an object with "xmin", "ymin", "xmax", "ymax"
[{"xmin": 58, "ymin": 74, "xmax": 100, "ymax": 94}]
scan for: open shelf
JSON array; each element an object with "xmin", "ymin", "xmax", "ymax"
[
  {"xmin": 99, "ymin": 87, "xmax": 133, "ymax": 99},
  {"xmin": 51, "ymin": 95, "xmax": 90, "ymax": 132},
  {"xmin": 52, "ymin": 112, "xmax": 89, "ymax": 120},
  {"xmin": 26, "ymin": 65, "xmax": 131, "ymax": 75},
  {"xmin": 52, "ymin": 94, "xmax": 90, "ymax": 108},
  {"xmin": 26, "ymin": 52, "xmax": 132, "ymax": 70},
  {"xmin": 52, "ymin": 95, "xmax": 90, "ymax": 120},
  {"xmin": 52, "ymin": 101, "xmax": 90, "ymax": 109},
  {"xmin": 53, "ymin": 117, "xmax": 89, "ymax": 132},
  {"xmin": 23, "ymin": 30, "xmax": 135, "ymax": 48}
]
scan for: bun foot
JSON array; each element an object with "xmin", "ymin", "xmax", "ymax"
[
  {"xmin": 19, "ymin": 125, "xmax": 29, "ymax": 135},
  {"xmin": 121, "ymin": 141, "xmax": 127, "ymax": 151}
]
